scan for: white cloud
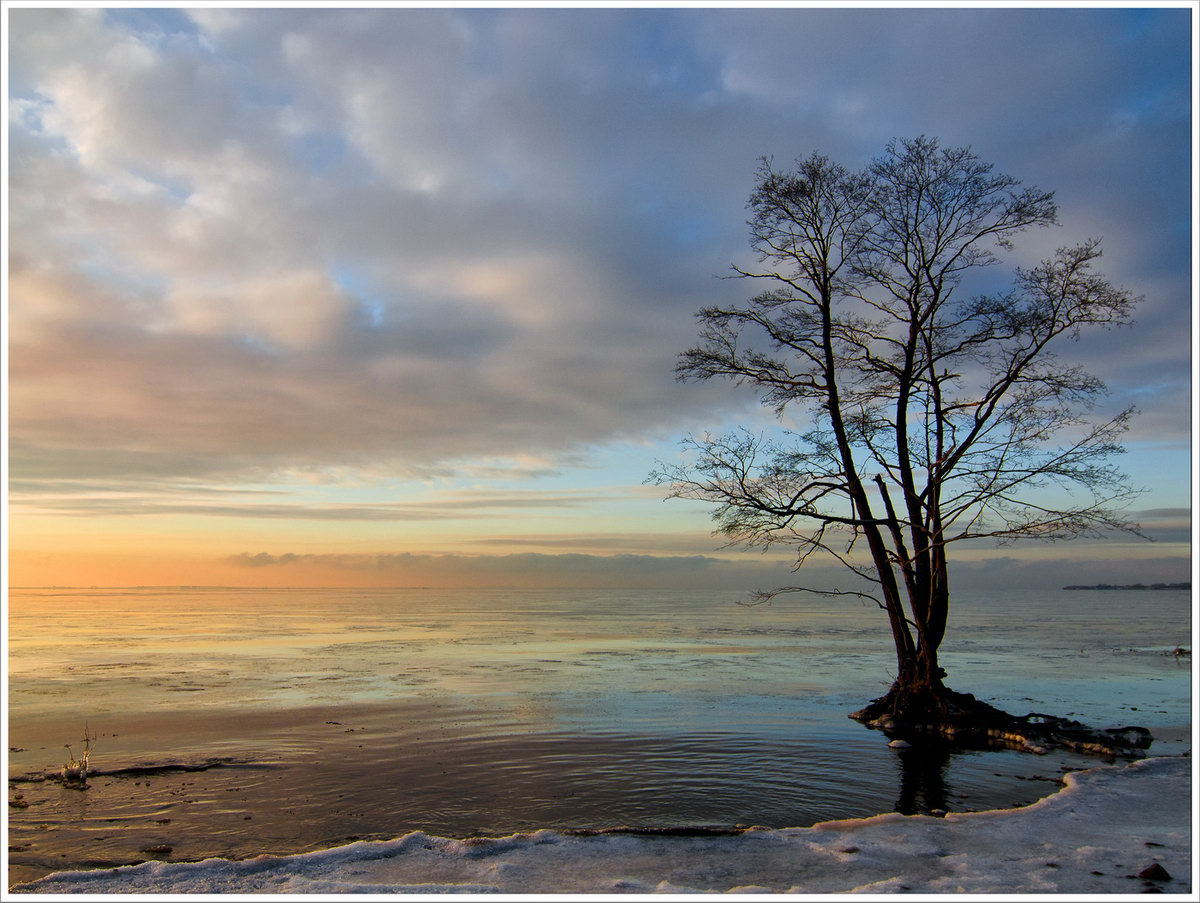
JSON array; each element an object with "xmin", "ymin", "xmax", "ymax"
[
  {"xmin": 164, "ymin": 269, "xmax": 353, "ymax": 349},
  {"xmin": 7, "ymin": 7, "xmax": 1191, "ymax": 498}
]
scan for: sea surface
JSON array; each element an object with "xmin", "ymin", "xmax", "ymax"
[{"xmin": 6, "ymin": 586, "xmax": 1192, "ymax": 887}]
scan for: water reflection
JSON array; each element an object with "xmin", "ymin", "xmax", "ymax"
[
  {"xmin": 8, "ymin": 587, "xmax": 1191, "ymax": 887},
  {"xmin": 892, "ymin": 743, "xmax": 952, "ymax": 815}
]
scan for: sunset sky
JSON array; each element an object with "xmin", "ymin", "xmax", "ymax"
[{"xmin": 6, "ymin": 5, "xmax": 1193, "ymax": 589}]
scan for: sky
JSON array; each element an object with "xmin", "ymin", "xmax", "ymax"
[{"xmin": 5, "ymin": 4, "xmax": 1194, "ymax": 590}]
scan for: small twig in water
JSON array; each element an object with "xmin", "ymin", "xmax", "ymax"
[{"xmin": 62, "ymin": 723, "xmax": 97, "ymax": 785}]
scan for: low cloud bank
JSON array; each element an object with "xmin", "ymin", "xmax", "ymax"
[
  {"xmin": 950, "ymin": 555, "xmax": 1191, "ymax": 591},
  {"xmin": 225, "ymin": 550, "xmax": 803, "ymax": 590},
  {"xmin": 224, "ymin": 549, "xmax": 1189, "ymax": 591}
]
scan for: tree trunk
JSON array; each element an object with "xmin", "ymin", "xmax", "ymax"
[{"xmin": 849, "ymin": 585, "xmax": 1153, "ymax": 759}]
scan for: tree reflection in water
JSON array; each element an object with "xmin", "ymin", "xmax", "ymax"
[{"xmin": 893, "ymin": 743, "xmax": 952, "ymax": 815}]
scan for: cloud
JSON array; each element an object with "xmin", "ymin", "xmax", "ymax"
[
  {"xmin": 459, "ymin": 533, "xmax": 739, "ymax": 556},
  {"xmin": 1138, "ymin": 508, "xmax": 1191, "ymax": 521},
  {"xmin": 224, "ymin": 549, "xmax": 812, "ymax": 590},
  {"xmin": 949, "ymin": 555, "xmax": 1191, "ymax": 592},
  {"xmin": 1126, "ymin": 508, "xmax": 1192, "ymax": 545},
  {"xmin": 221, "ymin": 547, "xmax": 1189, "ymax": 592},
  {"xmin": 10, "ymin": 483, "xmax": 622, "ymax": 520},
  {"xmin": 8, "ymin": 7, "xmax": 1192, "ymax": 493}
]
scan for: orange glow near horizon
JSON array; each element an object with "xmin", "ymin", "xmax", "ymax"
[
  {"xmin": 5, "ymin": 6, "xmax": 1192, "ymax": 604},
  {"xmin": 9, "ymin": 502, "xmax": 1190, "ymax": 591}
]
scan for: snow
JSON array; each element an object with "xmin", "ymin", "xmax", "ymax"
[{"xmin": 12, "ymin": 756, "xmax": 1192, "ymax": 895}]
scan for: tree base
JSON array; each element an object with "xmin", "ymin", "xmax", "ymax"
[{"xmin": 850, "ymin": 684, "xmax": 1152, "ymax": 757}]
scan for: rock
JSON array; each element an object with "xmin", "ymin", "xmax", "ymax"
[
  {"xmin": 1105, "ymin": 726, "xmax": 1154, "ymax": 748},
  {"xmin": 929, "ymin": 809, "xmax": 947, "ymax": 818},
  {"xmin": 887, "ymin": 739, "xmax": 911, "ymax": 749},
  {"xmin": 141, "ymin": 844, "xmax": 173, "ymax": 856},
  {"xmin": 1138, "ymin": 863, "xmax": 1171, "ymax": 881}
]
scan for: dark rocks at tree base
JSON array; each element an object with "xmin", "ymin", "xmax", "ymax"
[{"xmin": 850, "ymin": 687, "xmax": 1154, "ymax": 758}]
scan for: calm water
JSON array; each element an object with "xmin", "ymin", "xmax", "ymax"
[{"xmin": 6, "ymin": 586, "xmax": 1192, "ymax": 885}]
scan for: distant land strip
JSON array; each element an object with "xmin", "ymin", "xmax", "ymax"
[{"xmin": 1062, "ymin": 582, "xmax": 1191, "ymax": 591}]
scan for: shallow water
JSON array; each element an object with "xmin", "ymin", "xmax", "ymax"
[{"xmin": 6, "ymin": 586, "xmax": 1192, "ymax": 886}]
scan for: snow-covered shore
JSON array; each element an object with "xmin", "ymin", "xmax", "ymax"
[{"xmin": 13, "ymin": 756, "xmax": 1191, "ymax": 895}]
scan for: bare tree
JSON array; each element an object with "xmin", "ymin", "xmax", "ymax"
[{"xmin": 654, "ymin": 137, "xmax": 1141, "ymax": 737}]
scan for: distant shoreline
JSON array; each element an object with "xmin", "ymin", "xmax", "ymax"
[{"xmin": 1062, "ymin": 583, "xmax": 1190, "ymax": 591}]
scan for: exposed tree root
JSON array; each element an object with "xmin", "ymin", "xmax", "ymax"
[{"xmin": 850, "ymin": 685, "xmax": 1153, "ymax": 758}]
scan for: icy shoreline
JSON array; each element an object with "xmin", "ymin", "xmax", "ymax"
[{"xmin": 13, "ymin": 756, "xmax": 1192, "ymax": 895}]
